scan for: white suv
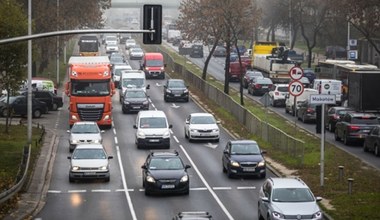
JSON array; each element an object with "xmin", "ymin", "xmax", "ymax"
[
  {"xmin": 268, "ymin": 84, "xmax": 288, "ymax": 107},
  {"xmin": 258, "ymin": 177, "xmax": 323, "ymax": 220},
  {"xmin": 133, "ymin": 110, "xmax": 172, "ymax": 149}
]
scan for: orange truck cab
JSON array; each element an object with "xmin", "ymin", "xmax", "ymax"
[
  {"xmin": 65, "ymin": 56, "xmax": 115, "ymax": 128},
  {"xmin": 229, "ymin": 62, "xmax": 247, "ymax": 82},
  {"xmin": 140, "ymin": 52, "xmax": 166, "ymax": 79}
]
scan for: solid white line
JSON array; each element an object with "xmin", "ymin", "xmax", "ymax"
[
  {"xmin": 47, "ymin": 190, "xmax": 61, "ymax": 193},
  {"xmin": 178, "ymin": 144, "xmax": 234, "ymax": 220},
  {"xmin": 173, "ymin": 136, "xmax": 179, "ymax": 143},
  {"xmin": 213, "ymin": 187, "xmax": 232, "ymax": 190},
  {"xmin": 116, "ymin": 145, "xmax": 137, "ymax": 220},
  {"xmin": 68, "ymin": 190, "xmax": 86, "ymax": 193},
  {"xmin": 237, "ymin": 186, "xmax": 256, "ymax": 190},
  {"xmin": 91, "ymin": 189, "xmax": 111, "ymax": 193},
  {"xmin": 114, "ymin": 137, "xmax": 118, "ymax": 144}
]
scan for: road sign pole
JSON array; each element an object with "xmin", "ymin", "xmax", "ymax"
[
  {"xmin": 294, "ymin": 96, "xmax": 297, "ymax": 135},
  {"xmin": 321, "ymin": 103, "xmax": 325, "ymax": 187}
]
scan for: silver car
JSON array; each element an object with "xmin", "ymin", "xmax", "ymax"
[
  {"xmin": 184, "ymin": 113, "xmax": 220, "ymax": 142},
  {"xmin": 258, "ymin": 177, "xmax": 323, "ymax": 220},
  {"xmin": 67, "ymin": 144, "xmax": 113, "ymax": 182},
  {"xmin": 67, "ymin": 121, "xmax": 104, "ymax": 152}
]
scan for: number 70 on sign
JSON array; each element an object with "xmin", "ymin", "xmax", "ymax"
[{"xmin": 288, "ymin": 80, "xmax": 304, "ymax": 96}]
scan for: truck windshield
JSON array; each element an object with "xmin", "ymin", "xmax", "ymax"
[
  {"xmin": 123, "ymin": 78, "xmax": 144, "ymax": 88},
  {"xmin": 71, "ymin": 81, "xmax": 110, "ymax": 96},
  {"xmin": 146, "ymin": 60, "xmax": 163, "ymax": 67}
]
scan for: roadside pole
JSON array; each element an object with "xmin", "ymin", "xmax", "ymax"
[{"xmin": 288, "ymin": 66, "xmax": 305, "ymax": 136}]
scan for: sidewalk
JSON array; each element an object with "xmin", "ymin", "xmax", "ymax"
[{"xmin": 3, "ymin": 124, "xmax": 58, "ymax": 220}]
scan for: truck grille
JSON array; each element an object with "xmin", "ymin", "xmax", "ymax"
[{"xmin": 77, "ymin": 106, "xmax": 104, "ymax": 121}]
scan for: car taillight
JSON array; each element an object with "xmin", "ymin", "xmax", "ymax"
[
  {"xmin": 268, "ymin": 84, "xmax": 273, "ymax": 88},
  {"xmin": 275, "ymin": 92, "xmax": 279, "ymax": 95},
  {"xmin": 348, "ymin": 125, "xmax": 360, "ymax": 131},
  {"xmin": 255, "ymin": 84, "xmax": 261, "ymax": 89},
  {"xmin": 307, "ymin": 108, "xmax": 314, "ymax": 113},
  {"xmin": 333, "ymin": 115, "xmax": 339, "ymax": 119}
]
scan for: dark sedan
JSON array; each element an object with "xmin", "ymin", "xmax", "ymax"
[
  {"xmin": 222, "ymin": 140, "xmax": 266, "ymax": 178},
  {"xmin": 243, "ymin": 70, "xmax": 263, "ymax": 89},
  {"xmin": 141, "ymin": 151, "xmax": 191, "ymax": 196},
  {"xmin": 325, "ymin": 106, "xmax": 354, "ymax": 132},
  {"xmin": 212, "ymin": 46, "xmax": 226, "ymax": 57},
  {"xmin": 0, "ymin": 95, "xmax": 48, "ymax": 118},
  {"xmin": 363, "ymin": 125, "xmax": 380, "ymax": 156},
  {"xmin": 164, "ymin": 79, "xmax": 189, "ymax": 102},
  {"xmin": 297, "ymin": 100, "xmax": 318, "ymax": 123},
  {"xmin": 247, "ymin": 77, "xmax": 273, "ymax": 96},
  {"xmin": 122, "ymin": 89, "xmax": 149, "ymax": 114}
]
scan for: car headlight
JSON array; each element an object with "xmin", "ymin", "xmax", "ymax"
[
  {"xmin": 272, "ymin": 211, "xmax": 284, "ymax": 219},
  {"xmin": 72, "ymin": 166, "xmax": 80, "ymax": 171},
  {"xmin": 190, "ymin": 129, "xmax": 197, "ymax": 132},
  {"xmin": 160, "ymin": 67, "xmax": 164, "ymax": 71},
  {"xmin": 137, "ymin": 131, "xmax": 146, "ymax": 138},
  {"xmin": 258, "ymin": 160, "xmax": 265, "ymax": 167},
  {"xmin": 146, "ymin": 175, "xmax": 155, "ymax": 183},
  {"xmin": 70, "ymin": 139, "xmax": 78, "ymax": 144},
  {"xmin": 166, "ymin": 89, "xmax": 172, "ymax": 93},
  {"xmin": 312, "ymin": 211, "xmax": 322, "ymax": 219},
  {"xmin": 180, "ymin": 175, "xmax": 189, "ymax": 182},
  {"xmin": 94, "ymin": 139, "xmax": 101, "ymax": 144},
  {"xmin": 124, "ymin": 101, "xmax": 130, "ymax": 105},
  {"xmin": 100, "ymin": 166, "xmax": 108, "ymax": 170},
  {"xmin": 230, "ymin": 161, "xmax": 240, "ymax": 167},
  {"xmin": 163, "ymin": 130, "xmax": 170, "ymax": 138},
  {"xmin": 71, "ymin": 115, "xmax": 78, "ymax": 120},
  {"xmin": 213, "ymin": 129, "xmax": 219, "ymax": 133},
  {"xmin": 184, "ymin": 89, "xmax": 189, "ymax": 93},
  {"xmin": 143, "ymin": 100, "xmax": 149, "ymax": 105}
]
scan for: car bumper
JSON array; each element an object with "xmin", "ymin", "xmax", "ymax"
[
  {"xmin": 189, "ymin": 131, "xmax": 219, "ymax": 140},
  {"xmin": 273, "ymin": 98, "xmax": 285, "ymax": 106},
  {"xmin": 69, "ymin": 171, "xmax": 110, "ymax": 180},
  {"xmin": 145, "ymin": 71, "xmax": 165, "ymax": 79},
  {"xmin": 122, "ymin": 104, "xmax": 149, "ymax": 112},
  {"xmin": 229, "ymin": 165, "xmax": 266, "ymax": 176},
  {"xmin": 137, "ymin": 137, "xmax": 170, "ymax": 148},
  {"xmin": 144, "ymin": 181, "xmax": 189, "ymax": 194},
  {"xmin": 164, "ymin": 93, "xmax": 189, "ymax": 101}
]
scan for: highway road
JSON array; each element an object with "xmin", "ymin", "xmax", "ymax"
[
  {"xmin": 163, "ymin": 41, "xmax": 380, "ymax": 170},
  {"xmin": 34, "ymin": 44, "xmax": 275, "ymax": 220}
]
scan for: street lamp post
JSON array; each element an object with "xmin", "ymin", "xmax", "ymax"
[{"xmin": 56, "ymin": 0, "xmax": 60, "ymax": 86}]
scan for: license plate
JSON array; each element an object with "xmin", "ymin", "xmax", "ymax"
[
  {"xmin": 243, "ymin": 168, "xmax": 256, "ymax": 172},
  {"xmin": 84, "ymin": 172, "xmax": 94, "ymax": 176},
  {"xmin": 175, "ymin": 94, "xmax": 181, "ymax": 97},
  {"xmin": 262, "ymin": 86, "xmax": 268, "ymax": 89},
  {"xmin": 161, "ymin": 184, "xmax": 175, "ymax": 189},
  {"xmin": 149, "ymin": 139, "xmax": 159, "ymax": 142},
  {"xmin": 133, "ymin": 106, "xmax": 140, "ymax": 109},
  {"xmin": 362, "ymin": 130, "xmax": 370, "ymax": 133}
]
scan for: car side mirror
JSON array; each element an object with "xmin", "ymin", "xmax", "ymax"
[
  {"xmin": 146, "ymin": 84, "xmax": 150, "ymax": 89},
  {"xmin": 261, "ymin": 197, "xmax": 270, "ymax": 203},
  {"xmin": 185, "ymin": 120, "xmax": 189, "ymax": 124},
  {"xmin": 108, "ymin": 156, "xmax": 113, "ymax": 159},
  {"xmin": 169, "ymin": 124, "xmax": 173, "ymax": 129},
  {"xmin": 216, "ymin": 120, "xmax": 221, "ymax": 124},
  {"xmin": 185, "ymin": 165, "xmax": 191, "ymax": 169},
  {"xmin": 315, "ymin": 196, "xmax": 323, "ymax": 202},
  {"xmin": 67, "ymin": 156, "xmax": 71, "ymax": 159},
  {"xmin": 141, "ymin": 164, "xmax": 147, "ymax": 169},
  {"xmin": 101, "ymin": 130, "xmax": 105, "ymax": 133},
  {"xmin": 223, "ymin": 150, "xmax": 229, "ymax": 154},
  {"xmin": 164, "ymin": 64, "xmax": 167, "ymax": 67},
  {"xmin": 133, "ymin": 125, "xmax": 138, "ymax": 129},
  {"xmin": 66, "ymin": 130, "xmax": 71, "ymax": 133},
  {"xmin": 261, "ymin": 150, "xmax": 267, "ymax": 154}
]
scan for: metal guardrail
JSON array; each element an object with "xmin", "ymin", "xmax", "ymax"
[{"xmin": 0, "ymin": 125, "xmax": 45, "ymax": 204}]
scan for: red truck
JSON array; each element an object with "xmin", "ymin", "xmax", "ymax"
[{"xmin": 229, "ymin": 62, "xmax": 247, "ymax": 82}]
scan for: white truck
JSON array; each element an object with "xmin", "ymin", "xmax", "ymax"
[
  {"xmin": 167, "ymin": 30, "xmax": 181, "ymax": 43},
  {"xmin": 312, "ymin": 79, "xmax": 342, "ymax": 105}
]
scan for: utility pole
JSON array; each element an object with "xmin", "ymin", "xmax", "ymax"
[
  {"xmin": 56, "ymin": 0, "xmax": 60, "ymax": 86},
  {"xmin": 27, "ymin": 0, "xmax": 32, "ymax": 145}
]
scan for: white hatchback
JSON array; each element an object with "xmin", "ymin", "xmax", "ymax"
[
  {"xmin": 67, "ymin": 121, "xmax": 104, "ymax": 152},
  {"xmin": 184, "ymin": 113, "xmax": 220, "ymax": 142},
  {"xmin": 268, "ymin": 84, "xmax": 289, "ymax": 107}
]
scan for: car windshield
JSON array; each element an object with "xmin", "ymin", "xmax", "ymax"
[
  {"xmin": 110, "ymin": 57, "xmax": 124, "ymax": 63},
  {"xmin": 125, "ymin": 91, "xmax": 146, "ymax": 98},
  {"xmin": 149, "ymin": 157, "xmax": 184, "ymax": 170},
  {"xmin": 72, "ymin": 149, "xmax": 106, "ymax": 160},
  {"xmin": 351, "ymin": 116, "xmax": 379, "ymax": 124},
  {"xmin": 190, "ymin": 116, "xmax": 216, "ymax": 124},
  {"xmin": 231, "ymin": 143, "xmax": 260, "ymax": 155},
  {"xmin": 140, "ymin": 117, "xmax": 167, "ymax": 128},
  {"xmin": 131, "ymin": 48, "xmax": 142, "ymax": 53},
  {"xmin": 114, "ymin": 67, "xmax": 131, "ymax": 76},
  {"xmin": 123, "ymin": 78, "xmax": 144, "ymax": 88},
  {"xmin": 71, "ymin": 124, "xmax": 99, "ymax": 133},
  {"xmin": 257, "ymin": 78, "xmax": 272, "ymax": 84},
  {"xmin": 168, "ymin": 80, "xmax": 185, "ymax": 88},
  {"xmin": 277, "ymin": 86, "xmax": 289, "ymax": 92},
  {"xmin": 146, "ymin": 60, "xmax": 163, "ymax": 67},
  {"xmin": 107, "ymin": 41, "xmax": 117, "ymax": 46},
  {"xmin": 272, "ymin": 188, "xmax": 315, "ymax": 203},
  {"xmin": 247, "ymin": 71, "xmax": 262, "ymax": 77}
]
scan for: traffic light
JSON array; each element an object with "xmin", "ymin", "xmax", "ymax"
[{"xmin": 143, "ymin": 4, "xmax": 162, "ymax": 44}]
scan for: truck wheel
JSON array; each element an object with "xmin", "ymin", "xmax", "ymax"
[
  {"xmin": 363, "ymin": 142, "xmax": 369, "ymax": 152},
  {"xmin": 343, "ymin": 133, "xmax": 351, "ymax": 145},
  {"xmin": 375, "ymin": 145, "xmax": 380, "ymax": 157}
]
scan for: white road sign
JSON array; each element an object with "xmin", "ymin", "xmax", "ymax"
[
  {"xmin": 289, "ymin": 66, "xmax": 304, "ymax": 80},
  {"xmin": 288, "ymin": 80, "xmax": 304, "ymax": 96},
  {"xmin": 310, "ymin": 94, "xmax": 336, "ymax": 104}
]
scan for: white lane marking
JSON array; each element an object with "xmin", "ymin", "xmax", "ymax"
[
  {"xmin": 113, "ymin": 128, "xmax": 117, "ymax": 135},
  {"xmin": 114, "ymin": 137, "xmax": 118, "ymax": 145},
  {"xmin": 213, "ymin": 187, "xmax": 232, "ymax": 190},
  {"xmin": 91, "ymin": 189, "xmax": 111, "ymax": 193},
  {"xmin": 178, "ymin": 144, "xmax": 234, "ymax": 220},
  {"xmin": 204, "ymin": 143, "xmax": 218, "ymax": 149},
  {"xmin": 67, "ymin": 190, "xmax": 86, "ymax": 193},
  {"xmin": 151, "ymin": 103, "xmax": 156, "ymax": 109},
  {"xmin": 47, "ymin": 190, "xmax": 61, "ymax": 193},
  {"xmin": 190, "ymin": 187, "xmax": 208, "ymax": 191},
  {"xmin": 115, "ymin": 189, "xmax": 134, "ymax": 192},
  {"xmin": 116, "ymin": 145, "xmax": 137, "ymax": 220},
  {"xmin": 173, "ymin": 135, "xmax": 179, "ymax": 143},
  {"xmin": 237, "ymin": 186, "xmax": 256, "ymax": 190},
  {"xmin": 171, "ymin": 103, "xmax": 180, "ymax": 108}
]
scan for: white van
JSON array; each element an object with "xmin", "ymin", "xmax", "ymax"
[
  {"xmin": 312, "ymin": 79, "xmax": 342, "ymax": 105},
  {"xmin": 133, "ymin": 110, "xmax": 172, "ymax": 149},
  {"xmin": 118, "ymin": 70, "xmax": 149, "ymax": 103},
  {"xmin": 285, "ymin": 88, "xmax": 319, "ymax": 116}
]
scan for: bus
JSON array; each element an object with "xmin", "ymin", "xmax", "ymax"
[{"xmin": 78, "ymin": 35, "xmax": 100, "ymax": 56}]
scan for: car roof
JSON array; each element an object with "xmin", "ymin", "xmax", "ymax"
[
  {"xmin": 75, "ymin": 144, "xmax": 104, "ymax": 150},
  {"xmin": 190, "ymin": 113, "xmax": 213, "ymax": 117},
  {"xmin": 125, "ymin": 88, "xmax": 146, "ymax": 93},
  {"xmin": 168, "ymin": 79, "xmax": 185, "ymax": 82},
  {"xmin": 73, "ymin": 121, "xmax": 97, "ymax": 125},
  {"xmin": 150, "ymin": 151, "xmax": 179, "ymax": 157},
  {"xmin": 275, "ymin": 84, "xmax": 289, "ymax": 87},
  {"xmin": 230, "ymin": 139, "xmax": 258, "ymax": 145},
  {"xmin": 269, "ymin": 177, "xmax": 309, "ymax": 189},
  {"xmin": 138, "ymin": 110, "xmax": 166, "ymax": 117}
]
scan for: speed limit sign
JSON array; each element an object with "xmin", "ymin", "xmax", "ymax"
[
  {"xmin": 289, "ymin": 66, "xmax": 304, "ymax": 81},
  {"xmin": 288, "ymin": 80, "xmax": 304, "ymax": 96}
]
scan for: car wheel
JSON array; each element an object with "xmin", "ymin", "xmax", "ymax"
[
  {"xmin": 302, "ymin": 114, "xmax": 307, "ymax": 123},
  {"xmin": 69, "ymin": 177, "xmax": 74, "ymax": 183},
  {"xmin": 105, "ymin": 177, "xmax": 110, "ymax": 182},
  {"xmin": 259, "ymin": 172, "xmax": 266, "ymax": 179},
  {"xmin": 183, "ymin": 188, "xmax": 190, "ymax": 195},
  {"xmin": 1, "ymin": 108, "xmax": 8, "ymax": 117},
  {"xmin": 144, "ymin": 189, "xmax": 151, "ymax": 196},
  {"xmin": 33, "ymin": 109, "xmax": 42, "ymax": 118},
  {"xmin": 223, "ymin": 164, "xmax": 227, "ymax": 173},
  {"xmin": 185, "ymin": 97, "xmax": 189, "ymax": 102},
  {"xmin": 164, "ymin": 96, "xmax": 168, "ymax": 102},
  {"xmin": 343, "ymin": 133, "xmax": 351, "ymax": 145},
  {"xmin": 375, "ymin": 145, "xmax": 380, "ymax": 157},
  {"xmin": 258, "ymin": 209, "xmax": 264, "ymax": 220},
  {"xmin": 52, "ymin": 103, "xmax": 58, "ymax": 111},
  {"xmin": 335, "ymin": 130, "xmax": 341, "ymax": 141},
  {"xmin": 285, "ymin": 107, "xmax": 289, "ymax": 114},
  {"xmin": 227, "ymin": 168, "xmax": 233, "ymax": 178},
  {"xmin": 328, "ymin": 122, "xmax": 333, "ymax": 132},
  {"xmin": 363, "ymin": 142, "xmax": 369, "ymax": 152},
  {"xmin": 185, "ymin": 130, "xmax": 188, "ymax": 139}
]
